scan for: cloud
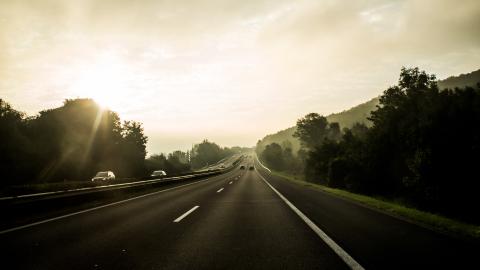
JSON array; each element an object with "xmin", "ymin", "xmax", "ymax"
[
  {"xmin": 259, "ymin": 0, "xmax": 480, "ymax": 68},
  {"xmin": 0, "ymin": 0, "xmax": 479, "ymax": 152}
]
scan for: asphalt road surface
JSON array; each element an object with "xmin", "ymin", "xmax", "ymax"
[{"xmin": 1, "ymin": 157, "xmax": 477, "ymax": 269}]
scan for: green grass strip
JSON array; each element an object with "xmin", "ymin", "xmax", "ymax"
[{"xmin": 270, "ymin": 170, "xmax": 480, "ymax": 241}]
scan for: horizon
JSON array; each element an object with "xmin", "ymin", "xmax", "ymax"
[
  {"xmin": 3, "ymin": 66, "xmax": 478, "ymax": 155},
  {"xmin": 1, "ymin": 0, "xmax": 480, "ymax": 154}
]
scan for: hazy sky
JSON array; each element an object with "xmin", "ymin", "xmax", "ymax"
[{"xmin": 1, "ymin": 0, "xmax": 479, "ymax": 154}]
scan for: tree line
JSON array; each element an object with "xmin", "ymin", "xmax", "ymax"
[
  {"xmin": 0, "ymin": 98, "xmax": 242, "ymax": 187},
  {"xmin": 189, "ymin": 140, "xmax": 243, "ymax": 169},
  {"xmin": 0, "ymin": 98, "xmax": 148, "ymax": 185},
  {"xmin": 145, "ymin": 140, "xmax": 247, "ymax": 175},
  {"xmin": 258, "ymin": 68, "xmax": 480, "ymax": 224}
]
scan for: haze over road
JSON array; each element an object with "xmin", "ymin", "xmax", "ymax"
[{"xmin": 1, "ymin": 156, "xmax": 477, "ymax": 269}]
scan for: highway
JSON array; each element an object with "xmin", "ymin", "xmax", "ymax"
[{"xmin": 0, "ymin": 156, "xmax": 477, "ymax": 269}]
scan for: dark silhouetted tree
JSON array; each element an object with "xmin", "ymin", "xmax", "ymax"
[
  {"xmin": 299, "ymin": 67, "xmax": 480, "ymax": 223},
  {"xmin": 0, "ymin": 98, "xmax": 149, "ymax": 185},
  {"xmin": 261, "ymin": 143, "xmax": 284, "ymax": 170}
]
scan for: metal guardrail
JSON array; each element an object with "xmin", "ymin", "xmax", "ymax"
[
  {"xmin": 0, "ymin": 156, "xmax": 243, "ymax": 202},
  {"xmin": 0, "ymin": 171, "xmax": 221, "ymax": 202},
  {"xmin": 0, "ymin": 156, "xmax": 243, "ymax": 232}
]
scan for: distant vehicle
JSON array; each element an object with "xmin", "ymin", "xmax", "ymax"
[
  {"xmin": 151, "ymin": 170, "xmax": 167, "ymax": 177},
  {"xmin": 249, "ymin": 166, "xmax": 254, "ymax": 170},
  {"xmin": 91, "ymin": 171, "xmax": 115, "ymax": 182},
  {"xmin": 240, "ymin": 165, "xmax": 245, "ymax": 170}
]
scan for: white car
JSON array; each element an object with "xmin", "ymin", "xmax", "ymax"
[
  {"xmin": 151, "ymin": 170, "xmax": 167, "ymax": 177},
  {"xmin": 91, "ymin": 171, "xmax": 115, "ymax": 182}
]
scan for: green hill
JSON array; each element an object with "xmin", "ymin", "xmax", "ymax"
[
  {"xmin": 326, "ymin": 97, "xmax": 380, "ymax": 128},
  {"xmin": 257, "ymin": 68, "xmax": 480, "ymax": 154},
  {"xmin": 437, "ymin": 69, "xmax": 480, "ymax": 89},
  {"xmin": 256, "ymin": 126, "xmax": 299, "ymax": 154}
]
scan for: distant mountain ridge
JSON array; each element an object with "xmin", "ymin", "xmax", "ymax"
[
  {"xmin": 257, "ymin": 68, "xmax": 480, "ymax": 154},
  {"xmin": 437, "ymin": 69, "xmax": 480, "ymax": 89}
]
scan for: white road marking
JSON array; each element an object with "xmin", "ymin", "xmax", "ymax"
[
  {"xmin": 257, "ymin": 172, "xmax": 365, "ymax": 270},
  {"xmin": 0, "ymin": 175, "xmax": 220, "ymax": 235},
  {"xmin": 255, "ymin": 155, "xmax": 271, "ymax": 172},
  {"xmin": 217, "ymin": 188, "xmax": 224, "ymax": 193},
  {"xmin": 173, "ymin": 206, "xmax": 199, "ymax": 223}
]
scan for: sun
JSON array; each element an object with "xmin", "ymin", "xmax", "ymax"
[{"xmin": 69, "ymin": 55, "xmax": 131, "ymax": 111}]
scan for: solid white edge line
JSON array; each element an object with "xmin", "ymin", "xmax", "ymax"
[
  {"xmin": 256, "ymin": 171, "xmax": 365, "ymax": 270},
  {"xmin": 255, "ymin": 154, "xmax": 271, "ymax": 172},
  {"xmin": 0, "ymin": 176, "xmax": 217, "ymax": 235},
  {"xmin": 173, "ymin": 205, "xmax": 199, "ymax": 223},
  {"xmin": 217, "ymin": 188, "xmax": 224, "ymax": 193}
]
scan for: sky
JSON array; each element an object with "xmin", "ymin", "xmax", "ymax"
[{"xmin": 1, "ymin": 0, "xmax": 480, "ymax": 154}]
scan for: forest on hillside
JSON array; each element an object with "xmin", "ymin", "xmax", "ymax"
[
  {"xmin": 257, "ymin": 68, "xmax": 480, "ymax": 152},
  {"xmin": 257, "ymin": 67, "xmax": 480, "ymax": 224}
]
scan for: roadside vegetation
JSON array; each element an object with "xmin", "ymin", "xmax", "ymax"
[
  {"xmin": 0, "ymin": 98, "xmax": 245, "ymax": 193},
  {"xmin": 0, "ymin": 98, "xmax": 148, "ymax": 185},
  {"xmin": 268, "ymin": 169, "xmax": 480, "ymax": 240},
  {"xmin": 257, "ymin": 67, "xmax": 480, "ymax": 226},
  {"xmin": 256, "ymin": 68, "xmax": 480, "ymax": 156}
]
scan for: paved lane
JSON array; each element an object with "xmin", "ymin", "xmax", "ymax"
[
  {"xmin": 0, "ymin": 164, "xmax": 349, "ymax": 270},
  {"xmin": 255, "ymin": 158, "xmax": 479, "ymax": 269},
  {"xmin": 158, "ymin": 168, "xmax": 349, "ymax": 270}
]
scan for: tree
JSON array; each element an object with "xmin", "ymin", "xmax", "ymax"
[
  {"xmin": 364, "ymin": 67, "xmax": 480, "ymax": 222},
  {"xmin": 120, "ymin": 121, "xmax": 148, "ymax": 176},
  {"xmin": 0, "ymin": 99, "xmax": 32, "ymax": 184},
  {"xmin": 366, "ymin": 67, "xmax": 440, "ymax": 197},
  {"xmin": 349, "ymin": 123, "xmax": 369, "ymax": 139},
  {"xmin": 294, "ymin": 113, "xmax": 341, "ymax": 149},
  {"xmin": 169, "ymin": 150, "xmax": 189, "ymax": 164},
  {"xmin": 304, "ymin": 139, "xmax": 341, "ymax": 184},
  {"xmin": 145, "ymin": 152, "xmax": 191, "ymax": 176},
  {"xmin": 0, "ymin": 98, "xmax": 150, "ymax": 186},
  {"xmin": 293, "ymin": 113, "xmax": 329, "ymax": 149},
  {"xmin": 328, "ymin": 158, "xmax": 349, "ymax": 188},
  {"xmin": 190, "ymin": 139, "xmax": 229, "ymax": 169},
  {"xmin": 261, "ymin": 143, "xmax": 284, "ymax": 170},
  {"xmin": 286, "ymin": 68, "xmax": 480, "ymax": 223}
]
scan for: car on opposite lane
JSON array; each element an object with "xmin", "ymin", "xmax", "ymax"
[
  {"xmin": 91, "ymin": 171, "xmax": 115, "ymax": 182},
  {"xmin": 151, "ymin": 170, "xmax": 167, "ymax": 177}
]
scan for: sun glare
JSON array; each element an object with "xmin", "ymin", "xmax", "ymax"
[{"xmin": 69, "ymin": 55, "xmax": 131, "ymax": 111}]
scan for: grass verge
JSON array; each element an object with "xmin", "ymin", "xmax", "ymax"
[{"xmin": 269, "ymin": 169, "xmax": 480, "ymax": 241}]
